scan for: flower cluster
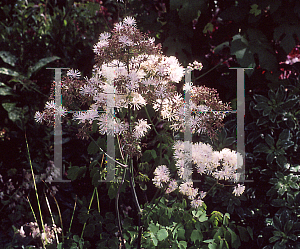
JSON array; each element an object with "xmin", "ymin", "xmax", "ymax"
[
  {"xmin": 187, "ymin": 60, "xmax": 203, "ymax": 71},
  {"xmin": 153, "ymin": 140, "xmax": 245, "ymax": 208},
  {"xmin": 18, "ymin": 222, "xmax": 62, "ymax": 245}
]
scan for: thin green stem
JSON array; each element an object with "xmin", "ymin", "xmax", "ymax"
[
  {"xmin": 116, "ymin": 168, "xmax": 127, "ymax": 248},
  {"xmin": 41, "ymin": 180, "xmax": 65, "ymax": 244},
  {"xmin": 144, "ymin": 106, "xmax": 159, "ymax": 135},
  {"xmin": 194, "ymin": 61, "xmax": 223, "ymax": 81},
  {"xmin": 68, "ymin": 195, "xmax": 77, "ymax": 239},
  {"xmin": 88, "ymin": 134, "xmax": 128, "ymax": 168},
  {"xmin": 25, "ymin": 133, "xmax": 47, "ymax": 244},
  {"xmin": 44, "ymin": 192, "xmax": 60, "ymax": 245},
  {"xmin": 27, "ymin": 196, "xmax": 46, "ymax": 249},
  {"xmin": 80, "ymin": 187, "xmax": 96, "ymax": 239},
  {"xmin": 95, "ymin": 188, "xmax": 100, "ymax": 213}
]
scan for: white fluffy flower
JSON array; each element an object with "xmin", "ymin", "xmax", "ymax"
[
  {"xmin": 166, "ymin": 179, "xmax": 178, "ymax": 194},
  {"xmin": 97, "ymin": 114, "xmax": 126, "ymax": 135},
  {"xmin": 232, "ymin": 184, "xmax": 245, "ymax": 196},
  {"xmin": 123, "ymin": 16, "xmax": 136, "ymax": 26},
  {"xmin": 45, "ymin": 100, "xmax": 55, "ymax": 109},
  {"xmin": 73, "ymin": 111, "xmax": 99, "ymax": 124},
  {"xmin": 130, "ymin": 92, "xmax": 146, "ymax": 110},
  {"xmin": 34, "ymin": 111, "xmax": 45, "ymax": 123},
  {"xmin": 190, "ymin": 197, "xmax": 204, "ymax": 209},
  {"xmin": 133, "ymin": 119, "xmax": 151, "ymax": 139},
  {"xmin": 67, "ymin": 69, "xmax": 81, "ymax": 79},
  {"xmin": 179, "ymin": 181, "xmax": 198, "ymax": 200},
  {"xmin": 119, "ymin": 35, "xmax": 134, "ymax": 46},
  {"xmin": 153, "ymin": 165, "xmax": 170, "ymax": 188},
  {"xmin": 99, "ymin": 32, "xmax": 111, "ymax": 40}
]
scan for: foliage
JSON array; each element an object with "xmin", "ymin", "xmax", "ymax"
[{"xmin": 1, "ymin": 0, "xmax": 300, "ymax": 249}]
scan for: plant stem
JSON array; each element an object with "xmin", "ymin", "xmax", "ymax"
[
  {"xmin": 41, "ymin": 180, "xmax": 65, "ymax": 244},
  {"xmin": 68, "ymin": 195, "xmax": 77, "ymax": 239},
  {"xmin": 80, "ymin": 187, "xmax": 96, "ymax": 239},
  {"xmin": 144, "ymin": 106, "xmax": 159, "ymax": 135},
  {"xmin": 44, "ymin": 191, "xmax": 60, "ymax": 245},
  {"xmin": 25, "ymin": 133, "xmax": 47, "ymax": 245},
  {"xmin": 128, "ymin": 160, "xmax": 142, "ymax": 249},
  {"xmin": 194, "ymin": 61, "xmax": 223, "ymax": 81},
  {"xmin": 116, "ymin": 168, "xmax": 127, "ymax": 248}
]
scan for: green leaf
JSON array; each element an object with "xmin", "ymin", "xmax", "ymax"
[
  {"xmin": 84, "ymin": 224, "xmax": 95, "ymax": 238},
  {"xmin": 203, "ymin": 23, "xmax": 214, "ymax": 33},
  {"xmin": 0, "ymin": 82, "xmax": 14, "ymax": 96},
  {"xmin": 271, "ymin": 199, "xmax": 286, "ymax": 207},
  {"xmin": 275, "ymin": 86, "xmax": 286, "ymax": 103},
  {"xmin": 250, "ymin": 4, "xmax": 261, "ymax": 16},
  {"xmin": 278, "ymin": 129, "xmax": 290, "ymax": 141},
  {"xmin": 284, "ymin": 220, "xmax": 293, "ymax": 234},
  {"xmin": 0, "ymin": 51, "xmax": 17, "ymax": 66},
  {"xmin": 247, "ymin": 131, "xmax": 261, "ymax": 144},
  {"xmin": 177, "ymin": 227, "xmax": 185, "ymax": 240},
  {"xmin": 2, "ymin": 102, "xmax": 23, "ymax": 123},
  {"xmin": 175, "ymin": 0, "xmax": 205, "ymax": 24},
  {"xmin": 276, "ymin": 155, "xmax": 287, "ymax": 168},
  {"xmin": 149, "ymin": 223, "xmax": 159, "ymax": 234},
  {"xmin": 191, "ymin": 229, "xmax": 202, "ymax": 243},
  {"xmin": 178, "ymin": 241, "xmax": 187, "ymax": 249},
  {"xmin": 28, "ymin": 56, "xmax": 60, "ymax": 77},
  {"xmin": 254, "ymin": 143, "xmax": 271, "ymax": 153},
  {"xmin": 67, "ymin": 166, "xmax": 87, "ymax": 181},
  {"xmin": 208, "ymin": 242, "xmax": 218, "ymax": 249},
  {"xmin": 263, "ymin": 106, "xmax": 272, "ymax": 116},
  {"xmin": 265, "ymin": 134, "xmax": 275, "ymax": 148},
  {"xmin": 266, "ymin": 152, "xmax": 275, "ymax": 164},
  {"xmin": 256, "ymin": 116, "xmax": 269, "ymax": 126},
  {"xmin": 274, "ymin": 24, "xmax": 300, "ymax": 54},
  {"xmin": 273, "ymin": 216, "xmax": 282, "ymax": 231},
  {"xmin": 227, "ymin": 227, "xmax": 241, "ymax": 249},
  {"xmin": 230, "ymin": 34, "xmax": 255, "ymax": 71},
  {"xmin": 253, "ymin": 94, "xmax": 269, "ymax": 103},
  {"xmin": 108, "ymin": 183, "xmax": 118, "ymax": 199},
  {"xmin": 247, "ymin": 226, "xmax": 253, "ymax": 240},
  {"xmin": 247, "ymin": 28, "xmax": 277, "ymax": 72},
  {"xmin": 151, "ymin": 150, "xmax": 157, "ymax": 159},
  {"xmin": 0, "ymin": 67, "xmax": 19, "ymax": 77},
  {"xmin": 269, "ymin": 236, "xmax": 281, "ymax": 243},
  {"xmin": 223, "ymin": 137, "xmax": 236, "ymax": 147},
  {"xmin": 157, "ymin": 228, "xmax": 168, "ymax": 241},
  {"xmin": 280, "ymin": 98, "xmax": 299, "ymax": 110},
  {"xmin": 237, "ymin": 226, "xmax": 249, "ymax": 242}
]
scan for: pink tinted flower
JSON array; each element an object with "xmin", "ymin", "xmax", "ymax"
[
  {"xmin": 232, "ymin": 184, "xmax": 245, "ymax": 196},
  {"xmin": 153, "ymin": 165, "xmax": 170, "ymax": 188}
]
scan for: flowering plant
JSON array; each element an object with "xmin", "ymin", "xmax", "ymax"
[{"xmin": 34, "ymin": 16, "xmax": 245, "ymax": 247}]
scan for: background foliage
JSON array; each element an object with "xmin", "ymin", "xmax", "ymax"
[{"xmin": 1, "ymin": 0, "xmax": 300, "ymax": 248}]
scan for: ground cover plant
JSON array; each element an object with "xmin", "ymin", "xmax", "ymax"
[{"xmin": 1, "ymin": 0, "xmax": 300, "ymax": 249}]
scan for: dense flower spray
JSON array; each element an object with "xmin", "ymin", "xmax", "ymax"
[{"xmin": 35, "ymin": 16, "xmax": 242, "ymax": 209}]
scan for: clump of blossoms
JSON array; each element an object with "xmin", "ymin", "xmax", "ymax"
[
  {"xmin": 153, "ymin": 140, "xmax": 245, "ymax": 208},
  {"xmin": 35, "ymin": 17, "xmax": 235, "ymax": 209},
  {"xmin": 36, "ymin": 16, "xmax": 229, "ymax": 156},
  {"xmin": 17, "ymin": 222, "xmax": 62, "ymax": 246}
]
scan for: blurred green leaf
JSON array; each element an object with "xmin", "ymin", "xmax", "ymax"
[{"xmin": 0, "ymin": 51, "xmax": 17, "ymax": 66}]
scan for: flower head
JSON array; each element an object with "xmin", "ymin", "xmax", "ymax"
[
  {"xmin": 153, "ymin": 165, "xmax": 170, "ymax": 188},
  {"xmin": 123, "ymin": 16, "xmax": 136, "ymax": 26},
  {"xmin": 133, "ymin": 119, "xmax": 151, "ymax": 139},
  {"xmin": 232, "ymin": 184, "xmax": 245, "ymax": 196}
]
